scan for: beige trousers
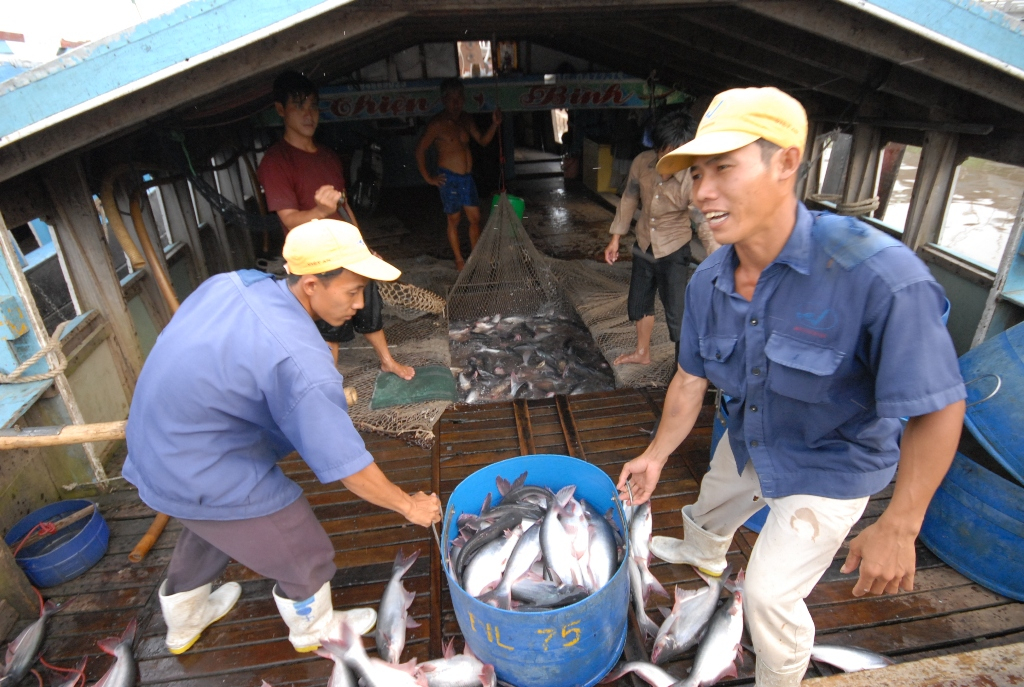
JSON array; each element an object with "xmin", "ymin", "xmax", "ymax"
[{"xmin": 692, "ymin": 430, "xmax": 869, "ymax": 675}]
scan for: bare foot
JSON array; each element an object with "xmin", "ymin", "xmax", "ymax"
[
  {"xmin": 381, "ymin": 359, "xmax": 416, "ymax": 380},
  {"xmin": 455, "ymin": 259, "xmax": 465, "ymax": 272},
  {"xmin": 613, "ymin": 350, "xmax": 651, "ymax": 365}
]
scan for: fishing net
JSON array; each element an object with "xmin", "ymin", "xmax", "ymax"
[
  {"xmin": 549, "ymin": 257, "xmax": 678, "ymax": 389},
  {"xmin": 335, "ymin": 257, "xmax": 458, "ymax": 447},
  {"xmin": 447, "ymin": 194, "xmax": 565, "ymax": 321}
]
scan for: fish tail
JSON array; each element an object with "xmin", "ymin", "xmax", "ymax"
[
  {"xmin": 394, "ymin": 548, "xmax": 420, "ymax": 575},
  {"xmin": 477, "ymin": 588, "xmax": 512, "ymax": 611}
]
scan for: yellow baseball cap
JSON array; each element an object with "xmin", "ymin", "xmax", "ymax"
[
  {"xmin": 657, "ymin": 87, "xmax": 807, "ymax": 175},
  {"xmin": 282, "ymin": 219, "xmax": 401, "ymax": 281}
]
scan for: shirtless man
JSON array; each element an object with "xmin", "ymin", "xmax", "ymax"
[{"xmin": 416, "ymin": 78, "xmax": 502, "ymax": 270}]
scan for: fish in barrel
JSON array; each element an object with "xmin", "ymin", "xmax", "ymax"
[{"xmin": 448, "ymin": 471, "xmax": 626, "ymax": 611}]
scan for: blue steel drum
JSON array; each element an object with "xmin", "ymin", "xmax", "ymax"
[
  {"xmin": 711, "ymin": 394, "xmax": 769, "ymax": 532},
  {"xmin": 4, "ymin": 499, "xmax": 108, "ymax": 588},
  {"xmin": 958, "ymin": 321, "xmax": 1024, "ymax": 486},
  {"xmin": 443, "ymin": 455, "xmax": 629, "ymax": 687},
  {"xmin": 920, "ymin": 452, "xmax": 1024, "ymax": 602}
]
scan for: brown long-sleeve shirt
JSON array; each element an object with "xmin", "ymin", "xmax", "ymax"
[{"xmin": 609, "ymin": 149, "xmax": 718, "ymax": 258}]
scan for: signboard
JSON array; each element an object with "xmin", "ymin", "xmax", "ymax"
[{"xmin": 313, "ymin": 74, "xmax": 687, "ymax": 122}]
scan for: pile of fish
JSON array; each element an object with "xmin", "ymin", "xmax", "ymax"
[
  {"xmin": 448, "ymin": 472, "xmax": 623, "ymax": 611},
  {"xmin": 603, "ymin": 500, "xmax": 894, "ymax": 686},
  {"xmin": 0, "ymin": 591, "xmax": 136, "ymax": 687},
  {"xmin": 317, "ymin": 548, "xmax": 497, "ymax": 687},
  {"xmin": 449, "ymin": 305, "xmax": 614, "ymax": 404}
]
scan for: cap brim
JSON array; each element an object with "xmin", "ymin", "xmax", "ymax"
[
  {"xmin": 656, "ymin": 131, "xmax": 761, "ymax": 175},
  {"xmin": 342, "ymin": 254, "xmax": 402, "ymax": 281}
]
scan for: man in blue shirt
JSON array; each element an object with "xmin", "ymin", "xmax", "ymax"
[
  {"xmin": 123, "ymin": 219, "xmax": 441, "ymax": 656},
  {"xmin": 616, "ymin": 88, "xmax": 966, "ymax": 686}
]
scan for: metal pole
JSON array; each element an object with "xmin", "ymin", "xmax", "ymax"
[
  {"xmin": 0, "ymin": 209, "xmax": 109, "ymax": 488},
  {"xmin": 971, "ymin": 190, "xmax": 1024, "ymax": 349}
]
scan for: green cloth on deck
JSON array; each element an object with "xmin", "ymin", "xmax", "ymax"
[{"xmin": 369, "ymin": 365, "xmax": 459, "ymax": 410}]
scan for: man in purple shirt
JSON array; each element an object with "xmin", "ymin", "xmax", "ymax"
[{"xmin": 617, "ymin": 88, "xmax": 965, "ymax": 686}]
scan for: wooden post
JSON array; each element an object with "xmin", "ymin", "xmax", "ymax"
[
  {"xmin": 840, "ymin": 123, "xmax": 882, "ymax": 214},
  {"xmin": 170, "ymin": 180, "xmax": 209, "ymax": 281},
  {"xmin": 902, "ymin": 131, "xmax": 959, "ymax": 252},
  {"xmin": 0, "ymin": 540, "xmax": 37, "ymax": 618},
  {"xmin": 972, "ymin": 191, "xmax": 1024, "ymax": 348},
  {"xmin": 41, "ymin": 158, "xmax": 143, "ymax": 389}
]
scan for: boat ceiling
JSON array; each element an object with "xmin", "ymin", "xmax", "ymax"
[{"xmin": 2, "ymin": 0, "xmax": 1024, "ymax": 182}]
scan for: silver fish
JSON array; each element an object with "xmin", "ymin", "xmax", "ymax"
[
  {"xmin": 628, "ymin": 557, "xmax": 660, "ymax": 640},
  {"xmin": 0, "ymin": 599, "xmax": 59, "ymax": 687},
  {"xmin": 479, "ymin": 522, "xmax": 542, "ymax": 609},
  {"xmin": 463, "ymin": 528, "xmax": 522, "ymax": 598},
  {"xmin": 541, "ymin": 486, "xmax": 584, "ymax": 587},
  {"xmin": 92, "ymin": 619, "xmax": 137, "ymax": 687},
  {"xmin": 377, "ymin": 549, "xmax": 421, "ymax": 664},
  {"xmin": 629, "ymin": 502, "xmax": 667, "ymax": 601},
  {"xmin": 581, "ymin": 500, "xmax": 618, "ymax": 592},
  {"xmin": 599, "ymin": 660, "xmax": 678, "ymax": 686},
  {"xmin": 322, "ymin": 623, "xmax": 427, "ymax": 687},
  {"xmin": 674, "ymin": 573, "xmax": 745, "ymax": 687},
  {"xmin": 810, "ymin": 644, "xmax": 895, "ymax": 672},
  {"xmin": 419, "ymin": 640, "xmax": 497, "ymax": 687},
  {"xmin": 652, "ymin": 568, "xmax": 728, "ymax": 664},
  {"xmin": 510, "ymin": 578, "xmax": 588, "ymax": 608},
  {"xmin": 50, "ymin": 657, "xmax": 87, "ymax": 687},
  {"xmin": 317, "ymin": 642, "xmax": 358, "ymax": 687}
]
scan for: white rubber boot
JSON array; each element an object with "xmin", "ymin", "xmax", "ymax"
[
  {"xmin": 755, "ymin": 659, "xmax": 808, "ymax": 687},
  {"xmin": 649, "ymin": 505, "xmax": 731, "ymax": 575},
  {"xmin": 159, "ymin": 580, "xmax": 242, "ymax": 654},
  {"xmin": 273, "ymin": 581, "xmax": 376, "ymax": 653}
]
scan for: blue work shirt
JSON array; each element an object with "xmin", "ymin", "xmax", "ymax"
[
  {"xmin": 123, "ymin": 270, "xmax": 373, "ymax": 520},
  {"xmin": 678, "ymin": 204, "xmax": 965, "ymax": 499}
]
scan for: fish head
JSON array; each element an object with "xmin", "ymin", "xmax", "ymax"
[{"xmin": 650, "ymin": 635, "xmax": 676, "ymax": 664}]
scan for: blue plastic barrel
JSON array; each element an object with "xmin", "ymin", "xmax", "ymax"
[
  {"xmin": 710, "ymin": 396, "xmax": 769, "ymax": 532},
  {"xmin": 4, "ymin": 499, "xmax": 109, "ymax": 588},
  {"xmin": 443, "ymin": 455, "xmax": 629, "ymax": 687},
  {"xmin": 920, "ymin": 452, "xmax": 1024, "ymax": 602}
]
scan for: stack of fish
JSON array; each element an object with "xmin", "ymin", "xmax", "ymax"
[
  {"xmin": 449, "ymin": 306, "xmax": 614, "ymax": 404},
  {"xmin": 448, "ymin": 472, "xmax": 623, "ymax": 611}
]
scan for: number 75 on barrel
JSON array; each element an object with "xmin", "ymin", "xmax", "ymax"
[{"xmin": 537, "ymin": 620, "xmax": 582, "ymax": 651}]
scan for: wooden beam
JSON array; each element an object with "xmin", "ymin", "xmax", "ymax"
[
  {"xmin": 0, "ymin": 8, "xmax": 408, "ymax": 183},
  {"xmin": 512, "ymin": 399, "xmax": 536, "ymax": 456},
  {"xmin": 40, "ymin": 159, "xmax": 143, "ymax": 388},
  {"xmin": 902, "ymin": 130, "xmax": 959, "ymax": 251},
  {"xmin": 740, "ymin": 0, "xmax": 1024, "ymax": 114},
  {"xmin": 169, "ymin": 179, "xmax": 209, "ymax": 281},
  {"xmin": 429, "ymin": 417, "xmax": 443, "ymax": 659},
  {"xmin": 555, "ymin": 395, "xmax": 586, "ymax": 461}
]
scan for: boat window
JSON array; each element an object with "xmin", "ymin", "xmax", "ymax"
[
  {"xmin": 458, "ymin": 41, "xmax": 493, "ymax": 78},
  {"xmin": 934, "ymin": 158, "xmax": 1024, "ymax": 270},
  {"xmin": 876, "ymin": 145, "xmax": 921, "ymax": 233},
  {"xmin": 6, "ymin": 218, "xmax": 79, "ymax": 333}
]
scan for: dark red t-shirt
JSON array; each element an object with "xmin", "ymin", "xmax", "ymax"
[{"xmin": 257, "ymin": 140, "xmax": 347, "ymax": 231}]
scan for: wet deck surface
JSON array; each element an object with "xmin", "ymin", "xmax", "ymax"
[{"xmin": 6, "ymin": 389, "xmax": 1024, "ymax": 687}]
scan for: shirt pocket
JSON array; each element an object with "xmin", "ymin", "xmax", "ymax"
[
  {"xmin": 699, "ymin": 335, "xmax": 742, "ymax": 396},
  {"xmin": 765, "ymin": 333, "xmax": 844, "ymax": 404}
]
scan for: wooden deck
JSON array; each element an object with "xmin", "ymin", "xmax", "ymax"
[{"xmin": 6, "ymin": 389, "xmax": 1024, "ymax": 687}]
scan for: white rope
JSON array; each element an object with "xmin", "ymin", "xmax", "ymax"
[{"xmin": 0, "ymin": 321, "xmax": 70, "ymax": 384}]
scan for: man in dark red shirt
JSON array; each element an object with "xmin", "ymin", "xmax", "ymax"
[{"xmin": 258, "ymin": 71, "xmax": 414, "ymax": 380}]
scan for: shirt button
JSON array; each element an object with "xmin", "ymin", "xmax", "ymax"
[
  {"xmin": 750, "ymin": 440, "xmax": 759, "ymax": 447},
  {"xmin": 752, "ymin": 367, "xmax": 761, "ymax": 376},
  {"xmin": 715, "ymin": 352, "xmax": 722, "ymax": 360},
  {"xmin": 750, "ymin": 318, "xmax": 758, "ymax": 326},
  {"xmin": 750, "ymin": 405, "xmax": 758, "ymax": 412}
]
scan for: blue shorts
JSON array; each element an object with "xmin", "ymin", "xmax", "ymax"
[{"xmin": 438, "ymin": 167, "xmax": 479, "ymax": 215}]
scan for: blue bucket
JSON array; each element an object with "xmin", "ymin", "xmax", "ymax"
[
  {"xmin": 920, "ymin": 452, "xmax": 1024, "ymax": 602},
  {"xmin": 442, "ymin": 455, "xmax": 630, "ymax": 687},
  {"xmin": 711, "ymin": 395, "xmax": 769, "ymax": 532},
  {"xmin": 4, "ymin": 499, "xmax": 109, "ymax": 588}
]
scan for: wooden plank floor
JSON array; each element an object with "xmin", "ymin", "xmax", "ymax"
[{"xmin": 5, "ymin": 389, "xmax": 1024, "ymax": 687}]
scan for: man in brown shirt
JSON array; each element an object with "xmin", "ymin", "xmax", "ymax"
[{"xmin": 604, "ymin": 111, "xmax": 719, "ymax": 365}]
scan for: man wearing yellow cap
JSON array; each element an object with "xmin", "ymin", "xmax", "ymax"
[
  {"xmin": 123, "ymin": 219, "xmax": 442, "ymax": 656},
  {"xmin": 616, "ymin": 88, "xmax": 965, "ymax": 685}
]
